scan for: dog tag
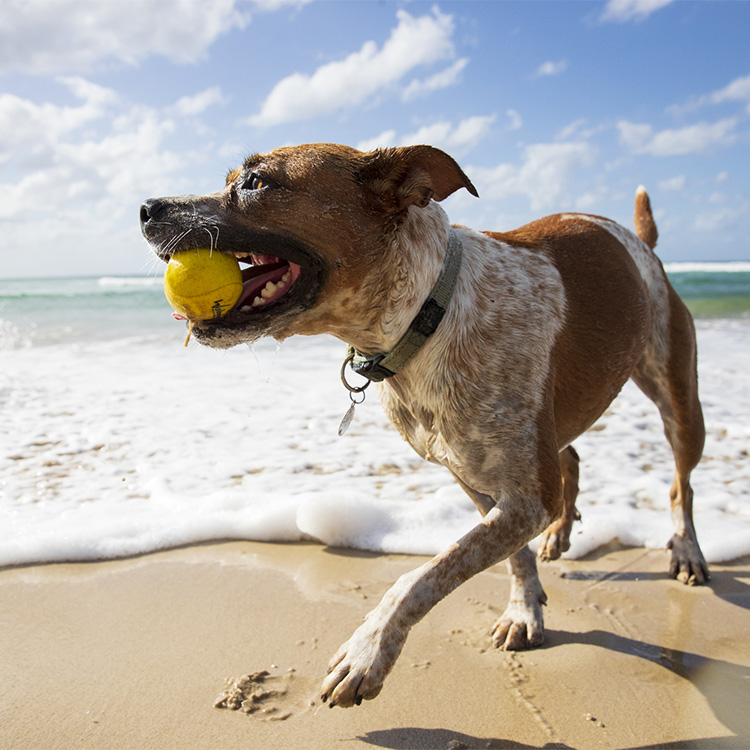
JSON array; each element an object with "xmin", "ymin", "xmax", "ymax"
[{"xmin": 338, "ymin": 402, "xmax": 356, "ymax": 436}]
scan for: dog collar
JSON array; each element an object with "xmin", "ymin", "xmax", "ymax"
[{"xmin": 343, "ymin": 228, "xmax": 463, "ymax": 384}]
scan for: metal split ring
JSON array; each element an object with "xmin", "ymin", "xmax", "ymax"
[{"xmin": 340, "ymin": 352, "xmax": 371, "ymax": 394}]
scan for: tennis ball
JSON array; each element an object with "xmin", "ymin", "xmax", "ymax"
[{"xmin": 163, "ymin": 249, "xmax": 243, "ymax": 321}]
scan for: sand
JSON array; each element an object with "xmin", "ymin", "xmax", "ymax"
[{"xmin": 2, "ymin": 541, "xmax": 749, "ymax": 750}]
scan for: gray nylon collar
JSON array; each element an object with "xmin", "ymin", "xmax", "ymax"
[{"xmin": 344, "ymin": 228, "xmax": 463, "ymax": 383}]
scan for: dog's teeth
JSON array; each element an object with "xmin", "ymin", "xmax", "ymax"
[
  {"xmin": 240, "ymin": 305, "xmax": 252, "ymax": 312},
  {"xmin": 281, "ymin": 271, "xmax": 291, "ymax": 284},
  {"xmin": 261, "ymin": 281, "xmax": 277, "ymax": 299},
  {"xmin": 252, "ymin": 296, "xmax": 264, "ymax": 307}
]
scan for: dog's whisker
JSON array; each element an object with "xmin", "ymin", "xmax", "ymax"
[{"xmin": 163, "ymin": 229, "xmax": 192, "ymax": 256}]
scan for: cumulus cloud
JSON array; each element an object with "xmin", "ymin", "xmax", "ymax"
[
  {"xmin": 710, "ymin": 74, "xmax": 750, "ymax": 107},
  {"xmin": 671, "ymin": 73, "xmax": 750, "ymax": 116},
  {"xmin": 692, "ymin": 205, "xmax": 745, "ymax": 233},
  {"xmin": 171, "ymin": 87, "xmax": 228, "ymax": 118},
  {"xmin": 0, "ymin": 74, "xmax": 232, "ymax": 276},
  {"xmin": 468, "ymin": 141, "xmax": 598, "ymax": 211},
  {"xmin": 356, "ymin": 130, "xmax": 399, "ymax": 153},
  {"xmin": 402, "ymin": 58, "xmax": 469, "ymax": 102},
  {"xmin": 0, "ymin": 0, "xmax": 309, "ymax": 74},
  {"xmin": 355, "ymin": 116, "xmax": 496, "ymax": 156},
  {"xmin": 600, "ymin": 0, "xmax": 676, "ymax": 23},
  {"xmin": 534, "ymin": 59, "xmax": 568, "ymax": 78},
  {"xmin": 617, "ymin": 118, "xmax": 738, "ymax": 156},
  {"xmin": 658, "ymin": 175, "xmax": 686, "ymax": 192},
  {"xmin": 0, "ymin": 78, "xmax": 195, "ymax": 226},
  {"xmin": 506, "ymin": 109, "xmax": 523, "ymax": 131},
  {"xmin": 248, "ymin": 7, "xmax": 458, "ymax": 127},
  {"xmin": 0, "ymin": 76, "xmax": 118, "ymax": 157}
]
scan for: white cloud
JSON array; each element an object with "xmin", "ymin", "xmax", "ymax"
[
  {"xmin": 534, "ymin": 59, "xmax": 568, "ymax": 78},
  {"xmin": 402, "ymin": 58, "xmax": 469, "ymax": 102},
  {"xmin": 248, "ymin": 7, "xmax": 457, "ymax": 127},
  {"xmin": 506, "ymin": 109, "xmax": 523, "ymax": 131},
  {"xmin": 658, "ymin": 175, "xmax": 686, "ymax": 192},
  {"xmin": 710, "ymin": 74, "xmax": 750, "ymax": 106},
  {"xmin": 692, "ymin": 206, "xmax": 744, "ymax": 233},
  {"xmin": 408, "ymin": 115, "xmax": 496, "ymax": 154},
  {"xmin": 617, "ymin": 118, "xmax": 737, "ymax": 156},
  {"xmin": 0, "ymin": 76, "xmax": 220, "ymax": 277},
  {"xmin": 556, "ymin": 118, "xmax": 586, "ymax": 141},
  {"xmin": 171, "ymin": 87, "xmax": 228, "ymax": 118},
  {"xmin": 356, "ymin": 130, "xmax": 398, "ymax": 152},
  {"xmin": 0, "ymin": 80, "xmax": 191, "ymax": 226},
  {"xmin": 555, "ymin": 118, "xmax": 607, "ymax": 142},
  {"xmin": 0, "ymin": 76, "xmax": 117, "ymax": 156},
  {"xmin": 469, "ymin": 141, "xmax": 598, "ymax": 211},
  {"xmin": 0, "ymin": 0, "xmax": 309, "ymax": 74},
  {"xmin": 673, "ymin": 74, "xmax": 750, "ymax": 116},
  {"xmin": 600, "ymin": 0, "xmax": 676, "ymax": 23},
  {"xmin": 356, "ymin": 116, "xmax": 496, "ymax": 156}
]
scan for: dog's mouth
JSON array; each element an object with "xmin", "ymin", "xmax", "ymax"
[
  {"xmin": 232, "ymin": 252, "xmax": 302, "ymax": 312},
  {"xmin": 157, "ymin": 230, "xmax": 327, "ymax": 348}
]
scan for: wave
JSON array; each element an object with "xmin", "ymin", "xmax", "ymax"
[
  {"xmin": 97, "ymin": 276, "xmax": 163, "ymax": 288},
  {"xmin": 664, "ymin": 261, "xmax": 750, "ymax": 274}
]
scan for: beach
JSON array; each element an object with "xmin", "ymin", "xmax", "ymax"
[
  {"xmin": 2, "ymin": 542, "xmax": 749, "ymax": 749},
  {"xmin": 1, "ymin": 269, "xmax": 750, "ymax": 748}
]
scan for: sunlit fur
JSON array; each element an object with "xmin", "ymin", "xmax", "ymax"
[{"xmin": 140, "ymin": 143, "xmax": 708, "ymax": 709}]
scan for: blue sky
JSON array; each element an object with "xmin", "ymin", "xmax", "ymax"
[{"xmin": 1, "ymin": 0, "xmax": 749, "ymax": 278}]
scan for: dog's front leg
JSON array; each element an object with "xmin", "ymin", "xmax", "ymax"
[
  {"xmin": 490, "ymin": 545, "xmax": 547, "ymax": 650},
  {"xmin": 320, "ymin": 498, "xmax": 549, "ymax": 708}
]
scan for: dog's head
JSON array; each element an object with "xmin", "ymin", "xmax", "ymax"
[{"xmin": 140, "ymin": 143, "xmax": 477, "ymax": 349}]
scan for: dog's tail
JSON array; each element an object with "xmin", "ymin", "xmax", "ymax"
[{"xmin": 634, "ymin": 185, "xmax": 658, "ymax": 249}]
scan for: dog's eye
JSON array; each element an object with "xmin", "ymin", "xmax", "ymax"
[{"xmin": 243, "ymin": 172, "xmax": 278, "ymax": 192}]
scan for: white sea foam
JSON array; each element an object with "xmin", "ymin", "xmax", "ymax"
[
  {"xmin": 97, "ymin": 276, "xmax": 163, "ymax": 288},
  {"xmin": 1, "ymin": 320, "xmax": 749, "ymax": 567},
  {"xmin": 663, "ymin": 261, "xmax": 750, "ymax": 274}
]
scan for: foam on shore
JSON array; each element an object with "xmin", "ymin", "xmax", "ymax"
[{"xmin": 1, "ymin": 320, "xmax": 748, "ymax": 567}]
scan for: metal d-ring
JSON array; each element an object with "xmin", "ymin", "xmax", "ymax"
[{"xmin": 340, "ymin": 351, "xmax": 371, "ymax": 394}]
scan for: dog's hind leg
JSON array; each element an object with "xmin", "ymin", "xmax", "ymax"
[
  {"xmin": 490, "ymin": 545, "xmax": 547, "ymax": 650},
  {"xmin": 632, "ymin": 287, "xmax": 708, "ymax": 585},
  {"xmin": 537, "ymin": 445, "xmax": 580, "ymax": 561},
  {"xmin": 453, "ymin": 475, "xmax": 547, "ymax": 650}
]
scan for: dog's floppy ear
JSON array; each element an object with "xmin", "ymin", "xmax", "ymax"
[{"xmin": 359, "ymin": 145, "xmax": 478, "ymax": 210}]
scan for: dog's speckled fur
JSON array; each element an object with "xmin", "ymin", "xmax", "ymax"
[{"xmin": 141, "ymin": 143, "xmax": 708, "ymax": 708}]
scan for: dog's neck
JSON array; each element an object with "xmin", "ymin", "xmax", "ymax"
[
  {"xmin": 345, "ymin": 203, "xmax": 451, "ymax": 355},
  {"xmin": 347, "ymin": 226, "xmax": 462, "ymax": 382}
]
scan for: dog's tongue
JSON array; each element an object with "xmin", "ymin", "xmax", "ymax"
[{"xmin": 234, "ymin": 259, "xmax": 289, "ymax": 309}]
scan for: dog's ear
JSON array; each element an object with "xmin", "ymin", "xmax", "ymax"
[{"xmin": 359, "ymin": 145, "xmax": 478, "ymax": 210}]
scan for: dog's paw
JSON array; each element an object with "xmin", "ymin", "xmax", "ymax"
[
  {"xmin": 537, "ymin": 510, "xmax": 580, "ymax": 562},
  {"xmin": 320, "ymin": 621, "xmax": 405, "ymax": 708},
  {"xmin": 537, "ymin": 524, "xmax": 570, "ymax": 562},
  {"xmin": 667, "ymin": 534, "xmax": 709, "ymax": 585},
  {"xmin": 490, "ymin": 591, "xmax": 546, "ymax": 650}
]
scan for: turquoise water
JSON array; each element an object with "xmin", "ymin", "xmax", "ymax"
[
  {"xmin": 663, "ymin": 263, "xmax": 750, "ymax": 319},
  {"xmin": 1, "ymin": 263, "xmax": 749, "ymax": 349},
  {"xmin": 0, "ymin": 276, "xmax": 173, "ymax": 347}
]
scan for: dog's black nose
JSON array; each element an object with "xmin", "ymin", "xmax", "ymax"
[{"xmin": 140, "ymin": 198, "xmax": 164, "ymax": 229}]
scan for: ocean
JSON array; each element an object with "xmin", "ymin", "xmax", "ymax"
[{"xmin": 1, "ymin": 263, "xmax": 749, "ymax": 567}]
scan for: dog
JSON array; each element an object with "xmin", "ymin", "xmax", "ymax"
[{"xmin": 140, "ymin": 143, "xmax": 708, "ymax": 708}]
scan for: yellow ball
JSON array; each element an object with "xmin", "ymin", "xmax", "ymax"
[{"xmin": 164, "ymin": 249, "xmax": 243, "ymax": 321}]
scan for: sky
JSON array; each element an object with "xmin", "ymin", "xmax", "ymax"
[{"xmin": 1, "ymin": 0, "xmax": 749, "ymax": 279}]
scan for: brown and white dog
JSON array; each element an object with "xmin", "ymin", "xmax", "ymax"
[{"xmin": 140, "ymin": 143, "xmax": 708, "ymax": 708}]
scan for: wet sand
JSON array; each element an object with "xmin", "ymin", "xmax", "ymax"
[{"xmin": 2, "ymin": 541, "xmax": 749, "ymax": 749}]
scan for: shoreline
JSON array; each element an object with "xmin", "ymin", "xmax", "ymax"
[{"xmin": 2, "ymin": 541, "xmax": 749, "ymax": 749}]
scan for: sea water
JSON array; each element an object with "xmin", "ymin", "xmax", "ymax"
[{"xmin": 1, "ymin": 264, "xmax": 749, "ymax": 566}]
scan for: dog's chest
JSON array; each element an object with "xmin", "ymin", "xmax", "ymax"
[{"xmin": 377, "ymin": 384, "xmax": 446, "ymax": 465}]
